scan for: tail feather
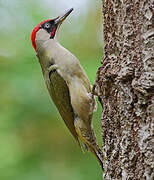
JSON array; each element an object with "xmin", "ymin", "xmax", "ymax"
[
  {"xmin": 77, "ymin": 138, "xmax": 88, "ymax": 153},
  {"xmin": 74, "ymin": 118, "xmax": 103, "ymax": 170},
  {"xmin": 82, "ymin": 141, "xmax": 104, "ymax": 171},
  {"xmin": 93, "ymin": 148, "xmax": 104, "ymax": 171}
]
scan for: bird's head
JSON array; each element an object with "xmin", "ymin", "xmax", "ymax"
[{"xmin": 31, "ymin": 8, "xmax": 73, "ymax": 52}]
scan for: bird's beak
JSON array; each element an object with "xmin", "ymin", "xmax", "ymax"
[{"xmin": 55, "ymin": 8, "xmax": 73, "ymax": 25}]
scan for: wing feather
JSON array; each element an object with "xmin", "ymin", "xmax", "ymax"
[{"xmin": 47, "ymin": 69, "xmax": 79, "ymax": 142}]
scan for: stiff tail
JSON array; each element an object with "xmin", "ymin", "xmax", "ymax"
[
  {"xmin": 93, "ymin": 147, "xmax": 104, "ymax": 171},
  {"xmin": 74, "ymin": 118, "xmax": 103, "ymax": 170},
  {"xmin": 81, "ymin": 140, "xmax": 104, "ymax": 171},
  {"xmin": 80, "ymin": 142, "xmax": 104, "ymax": 170}
]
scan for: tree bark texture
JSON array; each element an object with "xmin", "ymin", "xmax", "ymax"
[{"xmin": 95, "ymin": 0, "xmax": 154, "ymax": 179}]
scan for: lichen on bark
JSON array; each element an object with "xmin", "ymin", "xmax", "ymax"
[{"xmin": 95, "ymin": 0, "xmax": 154, "ymax": 179}]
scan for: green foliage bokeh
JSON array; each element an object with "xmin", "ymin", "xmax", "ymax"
[{"xmin": 0, "ymin": 0, "xmax": 103, "ymax": 179}]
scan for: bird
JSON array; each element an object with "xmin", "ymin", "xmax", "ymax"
[{"xmin": 31, "ymin": 8, "xmax": 103, "ymax": 170}]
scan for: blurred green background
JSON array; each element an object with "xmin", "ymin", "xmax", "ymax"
[{"xmin": 0, "ymin": 0, "xmax": 103, "ymax": 179}]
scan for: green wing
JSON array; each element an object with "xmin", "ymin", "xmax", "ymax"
[{"xmin": 47, "ymin": 69, "xmax": 79, "ymax": 142}]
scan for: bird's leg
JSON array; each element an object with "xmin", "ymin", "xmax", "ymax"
[
  {"xmin": 92, "ymin": 84, "xmax": 99, "ymax": 96},
  {"xmin": 87, "ymin": 87, "xmax": 98, "ymax": 113}
]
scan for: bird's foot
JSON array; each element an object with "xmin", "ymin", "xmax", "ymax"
[{"xmin": 87, "ymin": 92, "xmax": 97, "ymax": 112}]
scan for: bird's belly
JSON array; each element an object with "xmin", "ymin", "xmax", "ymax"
[{"xmin": 69, "ymin": 79, "xmax": 93, "ymax": 123}]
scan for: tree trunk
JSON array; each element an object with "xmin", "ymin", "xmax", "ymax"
[{"xmin": 94, "ymin": 0, "xmax": 154, "ymax": 179}]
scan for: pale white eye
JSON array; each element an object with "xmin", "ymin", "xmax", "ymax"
[{"xmin": 45, "ymin": 23, "xmax": 50, "ymax": 28}]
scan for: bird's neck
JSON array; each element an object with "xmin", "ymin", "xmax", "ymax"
[
  {"xmin": 36, "ymin": 29, "xmax": 60, "ymax": 51},
  {"xmin": 35, "ymin": 29, "xmax": 60, "ymax": 69}
]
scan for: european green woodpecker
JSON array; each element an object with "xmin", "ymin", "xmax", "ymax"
[{"xmin": 31, "ymin": 8, "xmax": 103, "ymax": 169}]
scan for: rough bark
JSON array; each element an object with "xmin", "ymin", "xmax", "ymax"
[{"xmin": 94, "ymin": 0, "xmax": 154, "ymax": 179}]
